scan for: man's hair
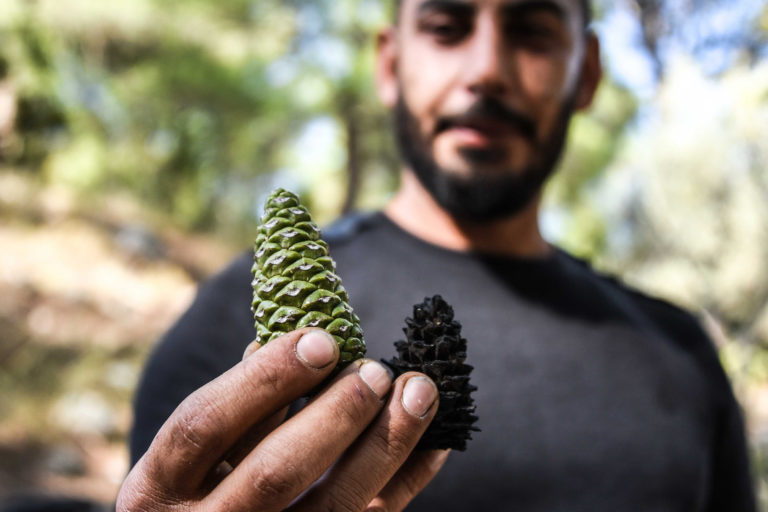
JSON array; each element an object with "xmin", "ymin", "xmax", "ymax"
[{"xmin": 394, "ymin": 0, "xmax": 593, "ymax": 30}]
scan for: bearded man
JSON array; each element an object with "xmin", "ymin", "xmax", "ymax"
[{"xmin": 118, "ymin": 0, "xmax": 756, "ymax": 510}]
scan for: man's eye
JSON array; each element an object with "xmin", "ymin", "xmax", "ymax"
[
  {"xmin": 419, "ymin": 18, "xmax": 470, "ymax": 43},
  {"xmin": 506, "ymin": 22, "xmax": 560, "ymax": 49},
  {"xmin": 508, "ymin": 22, "xmax": 552, "ymax": 37}
]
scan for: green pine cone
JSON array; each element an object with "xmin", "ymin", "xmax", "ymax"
[{"xmin": 251, "ymin": 188, "xmax": 365, "ymax": 369}]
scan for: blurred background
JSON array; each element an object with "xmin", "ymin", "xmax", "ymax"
[{"xmin": 0, "ymin": 0, "xmax": 767, "ymax": 508}]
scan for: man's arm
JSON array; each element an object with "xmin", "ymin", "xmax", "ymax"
[
  {"xmin": 622, "ymin": 289, "xmax": 758, "ymax": 511},
  {"xmin": 706, "ymin": 378, "xmax": 757, "ymax": 512},
  {"xmin": 118, "ymin": 328, "xmax": 448, "ymax": 511}
]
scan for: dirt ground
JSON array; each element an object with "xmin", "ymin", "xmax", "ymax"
[{"xmin": 0, "ymin": 171, "xmax": 236, "ymax": 504}]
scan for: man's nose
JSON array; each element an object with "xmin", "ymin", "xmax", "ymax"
[{"xmin": 465, "ymin": 18, "xmax": 513, "ymax": 96}]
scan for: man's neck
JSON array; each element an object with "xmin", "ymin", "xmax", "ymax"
[{"xmin": 383, "ymin": 170, "xmax": 551, "ymax": 258}]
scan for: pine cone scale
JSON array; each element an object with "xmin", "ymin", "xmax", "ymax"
[
  {"xmin": 385, "ymin": 295, "xmax": 479, "ymax": 451},
  {"xmin": 252, "ymin": 189, "xmax": 366, "ymax": 372}
]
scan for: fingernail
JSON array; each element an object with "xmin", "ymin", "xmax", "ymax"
[
  {"xmin": 358, "ymin": 360, "xmax": 392, "ymax": 399},
  {"xmin": 402, "ymin": 377, "xmax": 437, "ymax": 417},
  {"xmin": 242, "ymin": 340, "xmax": 261, "ymax": 360},
  {"xmin": 296, "ymin": 330, "xmax": 338, "ymax": 369}
]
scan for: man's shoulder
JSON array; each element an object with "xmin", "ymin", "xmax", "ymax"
[
  {"xmin": 562, "ymin": 253, "xmax": 740, "ymax": 409},
  {"xmin": 320, "ymin": 211, "xmax": 392, "ymax": 261},
  {"xmin": 558, "ymin": 250, "xmax": 713, "ymax": 353},
  {"xmin": 322, "ymin": 211, "xmax": 382, "ymax": 245}
]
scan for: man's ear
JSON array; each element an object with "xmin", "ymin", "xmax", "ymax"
[
  {"xmin": 575, "ymin": 31, "xmax": 602, "ymax": 111},
  {"xmin": 375, "ymin": 27, "xmax": 399, "ymax": 108}
]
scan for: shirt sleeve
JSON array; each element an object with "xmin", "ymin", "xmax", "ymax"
[
  {"xmin": 683, "ymin": 315, "xmax": 757, "ymax": 511},
  {"xmin": 628, "ymin": 291, "xmax": 757, "ymax": 511},
  {"xmin": 705, "ymin": 369, "xmax": 757, "ymax": 511},
  {"xmin": 128, "ymin": 252, "xmax": 255, "ymax": 466}
]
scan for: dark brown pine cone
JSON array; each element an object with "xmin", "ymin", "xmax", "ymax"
[{"xmin": 385, "ymin": 295, "xmax": 479, "ymax": 451}]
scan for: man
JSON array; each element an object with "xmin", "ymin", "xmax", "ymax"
[{"xmin": 118, "ymin": 0, "xmax": 757, "ymax": 510}]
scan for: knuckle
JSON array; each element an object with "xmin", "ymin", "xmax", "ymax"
[
  {"xmin": 361, "ymin": 413, "xmax": 418, "ymax": 470},
  {"xmin": 116, "ymin": 468, "xmax": 188, "ymax": 512},
  {"xmin": 242, "ymin": 355, "xmax": 285, "ymax": 396},
  {"xmin": 325, "ymin": 478, "xmax": 370, "ymax": 512},
  {"xmin": 376, "ymin": 421, "xmax": 414, "ymax": 460},
  {"xmin": 166, "ymin": 392, "xmax": 228, "ymax": 458},
  {"xmin": 247, "ymin": 448, "xmax": 305, "ymax": 506},
  {"xmin": 330, "ymin": 383, "xmax": 376, "ymax": 427},
  {"xmin": 116, "ymin": 476, "xmax": 146, "ymax": 512}
]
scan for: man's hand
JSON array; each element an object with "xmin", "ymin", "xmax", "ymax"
[{"xmin": 117, "ymin": 328, "xmax": 447, "ymax": 511}]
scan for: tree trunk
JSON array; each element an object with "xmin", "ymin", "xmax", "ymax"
[{"xmin": 341, "ymin": 104, "xmax": 361, "ymax": 215}]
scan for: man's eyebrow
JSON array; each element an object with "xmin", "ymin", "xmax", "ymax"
[
  {"xmin": 501, "ymin": 1, "xmax": 566, "ymax": 21},
  {"xmin": 417, "ymin": 0, "xmax": 475, "ymax": 17}
]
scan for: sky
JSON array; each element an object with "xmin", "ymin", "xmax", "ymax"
[{"xmin": 598, "ymin": 0, "xmax": 766, "ymax": 98}]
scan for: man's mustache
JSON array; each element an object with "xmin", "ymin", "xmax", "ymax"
[{"xmin": 435, "ymin": 98, "xmax": 537, "ymax": 141}]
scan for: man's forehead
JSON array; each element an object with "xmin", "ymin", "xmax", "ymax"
[{"xmin": 402, "ymin": 0, "xmax": 580, "ymax": 18}]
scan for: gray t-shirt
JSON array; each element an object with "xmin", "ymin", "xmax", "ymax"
[{"xmin": 130, "ymin": 212, "xmax": 755, "ymax": 511}]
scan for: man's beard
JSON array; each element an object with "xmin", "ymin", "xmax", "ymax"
[{"xmin": 394, "ymin": 94, "xmax": 575, "ymax": 222}]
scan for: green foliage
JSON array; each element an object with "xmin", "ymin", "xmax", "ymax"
[
  {"xmin": 2, "ymin": 0, "xmax": 767, "ymax": 505},
  {"xmin": 4, "ymin": 0, "xmax": 765, "ymax": 347},
  {"xmin": 0, "ymin": 0, "xmax": 393, "ymax": 235},
  {"xmin": 543, "ymin": 80, "xmax": 638, "ymax": 261}
]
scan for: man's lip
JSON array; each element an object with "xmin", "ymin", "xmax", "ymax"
[
  {"xmin": 442, "ymin": 121, "xmax": 519, "ymax": 146},
  {"xmin": 444, "ymin": 127, "xmax": 501, "ymax": 147},
  {"xmin": 445, "ymin": 119, "xmax": 519, "ymax": 138}
]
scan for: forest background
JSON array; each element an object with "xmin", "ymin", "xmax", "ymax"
[{"xmin": 0, "ymin": 0, "xmax": 767, "ymax": 507}]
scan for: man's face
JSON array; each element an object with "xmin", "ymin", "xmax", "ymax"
[{"xmin": 377, "ymin": 0, "xmax": 599, "ymax": 220}]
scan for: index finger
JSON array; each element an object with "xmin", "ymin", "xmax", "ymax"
[{"xmin": 136, "ymin": 328, "xmax": 340, "ymax": 494}]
